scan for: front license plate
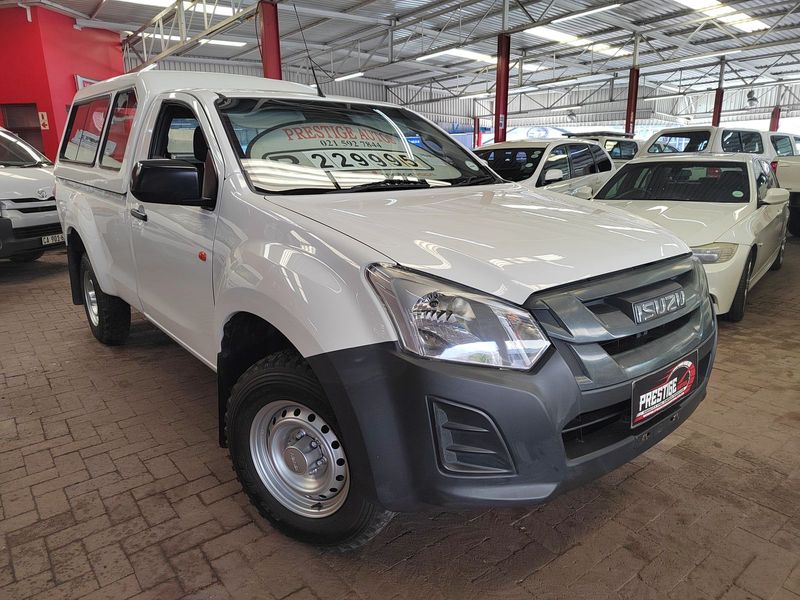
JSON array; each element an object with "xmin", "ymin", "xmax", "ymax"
[
  {"xmin": 631, "ymin": 351, "xmax": 698, "ymax": 428},
  {"xmin": 41, "ymin": 233, "xmax": 64, "ymax": 246}
]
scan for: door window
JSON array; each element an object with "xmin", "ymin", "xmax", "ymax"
[
  {"xmin": 771, "ymin": 135, "xmax": 794, "ymax": 157},
  {"xmin": 100, "ymin": 89, "xmax": 138, "ymax": 170},
  {"xmin": 537, "ymin": 145, "xmax": 570, "ymax": 186},
  {"xmin": 721, "ymin": 130, "xmax": 764, "ymax": 154},
  {"xmin": 589, "ymin": 144, "xmax": 613, "ymax": 172},
  {"xmin": 604, "ymin": 139, "xmax": 638, "ymax": 159},
  {"xmin": 568, "ymin": 144, "xmax": 595, "ymax": 177},
  {"xmin": 61, "ymin": 96, "xmax": 111, "ymax": 164}
]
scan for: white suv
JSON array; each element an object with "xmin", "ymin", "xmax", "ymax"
[
  {"xmin": 473, "ymin": 138, "xmax": 615, "ymax": 196},
  {"xmin": 637, "ymin": 126, "xmax": 799, "ymax": 167},
  {"xmin": 55, "ymin": 71, "xmax": 717, "ymax": 549},
  {"xmin": 0, "ymin": 128, "xmax": 61, "ymax": 262}
]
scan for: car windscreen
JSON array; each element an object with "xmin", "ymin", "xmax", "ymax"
[
  {"xmin": 595, "ymin": 161, "xmax": 750, "ymax": 203},
  {"xmin": 0, "ymin": 129, "xmax": 50, "ymax": 167},
  {"xmin": 473, "ymin": 147, "xmax": 544, "ymax": 182},
  {"xmin": 216, "ymin": 97, "xmax": 500, "ymax": 194},
  {"xmin": 647, "ymin": 131, "xmax": 710, "ymax": 154}
]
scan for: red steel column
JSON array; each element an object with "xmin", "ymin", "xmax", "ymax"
[
  {"xmin": 624, "ymin": 34, "xmax": 640, "ymax": 135},
  {"xmin": 711, "ymin": 59, "xmax": 725, "ymax": 127},
  {"xmin": 769, "ymin": 105, "xmax": 781, "ymax": 131},
  {"xmin": 769, "ymin": 86, "xmax": 783, "ymax": 131},
  {"xmin": 473, "ymin": 116, "xmax": 482, "ymax": 148},
  {"xmin": 493, "ymin": 33, "xmax": 510, "ymax": 143},
  {"xmin": 259, "ymin": 1, "xmax": 282, "ymax": 80}
]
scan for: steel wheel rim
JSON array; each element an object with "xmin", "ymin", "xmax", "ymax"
[
  {"xmin": 83, "ymin": 270, "xmax": 99, "ymax": 327},
  {"xmin": 250, "ymin": 400, "xmax": 349, "ymax": 518}
]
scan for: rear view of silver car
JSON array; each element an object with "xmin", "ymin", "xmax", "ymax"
[{"xmin": 0, "ymin": 128, "xmax": 62, "ymax": 262}]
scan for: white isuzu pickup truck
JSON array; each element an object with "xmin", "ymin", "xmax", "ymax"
[{"xmin": 55, "ymin": 71, "xmax": 717, "ymax": 549}]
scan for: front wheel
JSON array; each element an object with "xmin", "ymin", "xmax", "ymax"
[
  {"xmin": 724, "ymin": 253, "xmax": 754, "ymax": 323},
  {"xmin": 226, "ymin": 350, "xmax": 393, "ymax": 551},
  {"xmin": 80, "ymin": 254, "xmax": 131, "ymax": 345}
]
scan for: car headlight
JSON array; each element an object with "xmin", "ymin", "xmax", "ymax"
[
  {"xmin": 691, "ymin": 243, "xmax": 738, "ymax": 264},
  {"xmin": 367, "ymin": 264, "xmax": 550, "ymax": 370}
]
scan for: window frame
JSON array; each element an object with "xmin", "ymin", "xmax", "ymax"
[
  {"xmin": 59, "ymin": 94, "xmax": 112, "ymax": 166},
  {"xmin": 721, "ymin": 130, "xmax": 764, "ymax": 154},
  {"xmin": 770, "ymin": 134, "xmax": 794, "ymax": 157},
  {"xmin": 537, "ymin": 144, "xmax": 571, "ymax": 186},
  {"xmin": 589, "ymin": 143, "xmax": 613, "ymax": 172},
  {"xmin": 567, "ymin": 143, "xmax": 595, "ymax": 178},
  {"xmin": 98, "ymin": 88, "xmax": 138, "ymax": 172}
]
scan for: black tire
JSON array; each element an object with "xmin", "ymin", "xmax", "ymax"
[
  {"xmin": 9, "ymin": 250, "xmax": 45, "ymax": 262},
  {"xmin": 771, "ymin": 235, "xmax": 786, "ymax": 271},
  {"xmin": 724, "ymin": 253, "xmax": 754, "ymax": 323},
  {"xmin": 789, "ymin": 209, "xmax": 800, "ymax": 237},
  {"xmin": 226, "ymin": 350, "xmax": 394, "ymax": 551},
  {"xmin": 79, "ymin": 253, "xmax": 131, "ymax": 345}
]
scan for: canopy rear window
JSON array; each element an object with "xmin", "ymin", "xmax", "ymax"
[{"xmin": 647, "ymin": 131, "xmax": 710, "ymax": 154}]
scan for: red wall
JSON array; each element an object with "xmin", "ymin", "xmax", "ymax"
[{"xmin": 0, "ymin": 6, "xmax": 123, "ymax": 159}]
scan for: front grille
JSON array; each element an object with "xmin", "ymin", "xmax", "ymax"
[
  {"xmin": 16, "ymin": 206, "xmax": 57, "ymax": 214},
  {"xmin": 12, "ymin": 223, "xmax": 63, "ymax": 240},
  {"xmin": 4, "ymin": 196, "xmax": 55, "ymax": 204},
  {"xmin": 525, "ymin": 254, "xmax": 715, "ymax": 391}
]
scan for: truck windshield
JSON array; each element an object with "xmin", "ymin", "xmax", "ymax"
[
  {"xmin": 595, "ymin": 161, "xmax": 750, "ymax": 203},
  {"xmin": 216, "ymin": 97, "xmax": 500, "ymax": 194},
  {"xmin": 473, "ymin": 147, "xmax": 544, "ymax": 181},
  {"xmin": 0, "ymin": 129, "xmax": 51, "ymax": 167}
]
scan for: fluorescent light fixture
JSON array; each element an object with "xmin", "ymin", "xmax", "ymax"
[
  {"xmin": 643, "ymin": 93, "xmax": 687, "ymax": 101},
  {"xmin": 418, "ymin": 48, "xmax": 496, "ymax": 64},
  {"xmin": 509, "ymin": 85, "xmax": 539, "ymax": 95},
  {"xmin": 460, "ymin": 92, "xmax": 492, "ymax": 100},
  {"xmin": 670, "ymin": 0, "xmax": 768, "ymax": 32},
  {"xmin": 680, "ymin": 49, "xmax": 741, "ymax": 62},
  {"xmin": 198, "ymin": 38, "xmax": 247, "ymax": 47},
  {"xmin": 659, "ymin": 84, "xmax": 681, "ymax": 92},
  {"xmin": 140, "ymin": 63, "xmax": 157, "ymax": 71},
  {"xmin": 521, "ymin": 62, "xmax": 545, "ymax": 72},
  {"xmin": 139, "ymin": 32, "xmax": 182, "ymax": 42},
  {"xmin": 334, "ymin": 72, "xmax": 364, "ymax": 82},
  {"xmin": 525, "ymin": 25, "xmax": 631, "ymax": 57},
  {"xmin": 552, "ymin": 4, "xmax": 621, "ymax": 23},
  {"xmin": 551, "ymin": 105, "xmax": 582, "ymax": 112},
  {"xmin": 116, "ymin": 0, "xmax": 236, "ymax": 16},
  {"xmin": 538, "ymin": 78, "xmax": 578, "ymax": 88}
]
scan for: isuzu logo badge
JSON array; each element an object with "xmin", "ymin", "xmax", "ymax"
[{"xmin": 633, "ymin": 289, "xmax": 686, "ymax": 324}]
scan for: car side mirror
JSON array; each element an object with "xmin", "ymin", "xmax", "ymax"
[
  {"xmin": 573, "ymin": 185, "xmax": 594, "ymax": 200},
  {"xmin": 130, "ymin": 159, "xmax": 209, "ymax": 207},
  {"xmin": 762, "ymin": 188, "xmax": 790, "ymax": 205},
  {"xmin": 544, "ymin": 168, "xmax": 564, "ymax": 183}
]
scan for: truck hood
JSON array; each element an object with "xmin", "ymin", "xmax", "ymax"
[
  {"xmin": 597, "ymin": 199, "xmax": 751, "ymax": 247},
  {"xmin": 268, "ymin": 185, "xmax": 688, "ymax": 304},
  {"xmin": 0, "ymin": 166, "xmax": 54, "ymax": 200}
]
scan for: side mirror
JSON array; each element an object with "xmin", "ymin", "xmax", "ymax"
[
  {"xmin": 762, "ymin": 188, "xmax": 790, "ymax": 205},
  {"xmin": 544, "ymin": 168, "xmax": 564, "ymax": 183},
  {"xmin": 573, "ymin": 185, "xmax": 594, "ymax": 200},
  {"xmin": 130, "ymin": 159, "xmax": 208, "ymax": 207}
]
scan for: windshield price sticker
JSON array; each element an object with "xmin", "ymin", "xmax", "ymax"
[{"xmin": 302, "ymin": 149, "xmax": 431, "ymax": 172}]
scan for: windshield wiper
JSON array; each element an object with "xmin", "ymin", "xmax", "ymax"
[
  {"xmin": 450, "ymin": 175, "xmax": 500, "ymax": 187},
  {"xmin": 341, "ymin": 179, "xmax": 431, "ymax": 193}
]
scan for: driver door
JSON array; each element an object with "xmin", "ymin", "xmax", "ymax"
[
  {"xmin": 128, "ymin": 94, "xmax": 221, "ymax": 365},
  {"xmin": 752, "ymin": 159, "xmax": 785, "ymax": 276}
]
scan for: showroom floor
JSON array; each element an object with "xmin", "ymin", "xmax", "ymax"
[{"xmin": 1, "ymin": 243, "xmax": 799, "ymax": 600}]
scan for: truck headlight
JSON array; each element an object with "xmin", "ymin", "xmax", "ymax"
[
  {"xmin": 691, "ymin": 243, "xmax": 738, "ymax": 264},
  {"xmin": 367, "ymin": 264, "xmax": 550, "ymax": 370}
]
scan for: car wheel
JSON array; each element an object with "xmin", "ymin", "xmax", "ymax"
[
  {"xmin": 9, "ymin": 250, "xmax": 45, "ymax": 262},
  {"xmin": 771, "ymin": 235, "xmax": 786, "ymax": 271},
  {"xmin": 724, "ymin": 253, "xmax": 754, "ymax": 323},
  {"xmin": 80, "ymin": 253, "xmax": 131, "ymax": 345},
  {"xmin": 788, "ymin": 209, "xmax": 800, "ymax": 237},
  {"xmin": 226, "ymin": 350, "xmax": 394, "ymax": 551}
]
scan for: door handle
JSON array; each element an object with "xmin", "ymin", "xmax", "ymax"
[{"xmin": 130, "ymin": 207, "xmax": 148, "ymax": 222}]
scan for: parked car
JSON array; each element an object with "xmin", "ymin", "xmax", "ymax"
[
  {"xmin": 0, "ymin": 127, "xmax": 62, "ymax": 262},
  {"xmin": 636, "ymin": 126, "xmax": 799, "ymax": 168},
  {"xmin": 593, "ymin": 153, "xmax": 789, "ymax": 321},
  {"xmin": 56, "ymin": 71, "xmax": 717, "ymax": 549},
  {"xmin": 776, "ymin": 156, "xmax": 800, "ymax": 237},
  {"xmin": 566, "ymin": 132, "xmax": 640, "ymax": 168},
  {"xmin": 473, "ymin": 138, "xmax": 615, "ymax": 196}
]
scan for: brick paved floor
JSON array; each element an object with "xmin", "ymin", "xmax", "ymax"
[{"xmin": 1, "ymin": 242, "xmax": 800, "ymax": 600}]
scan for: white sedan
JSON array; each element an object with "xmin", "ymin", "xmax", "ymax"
[{"xmin": 591, "ymin": 153, "xmax": 789, "ymax": 321}]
